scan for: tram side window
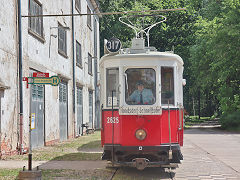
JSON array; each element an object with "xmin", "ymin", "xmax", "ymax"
[
  {"xmin": 106, "ymin": 68, "xmax": 119, "ymax": 107},
  {"xmin": 125, "ymin": 68, "xmax": 156, "ymax": 105},
  {"xmin": 161, "ymin": 67, "xmax": 174, "ymax": 105}
]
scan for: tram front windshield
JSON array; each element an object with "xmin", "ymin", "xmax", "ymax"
[{"xmin": 125, "ymin": 68, "xmax": 156, "ymax": 105}]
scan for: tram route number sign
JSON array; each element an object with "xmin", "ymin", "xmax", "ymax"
[{"xmin": 106, "ymin": 38, "xmax": 121, "ymax": 53}]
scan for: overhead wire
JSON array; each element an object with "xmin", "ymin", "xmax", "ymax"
[{"xmin": 21, "ymin": 8, "xmax": 186, "ymax": 18}]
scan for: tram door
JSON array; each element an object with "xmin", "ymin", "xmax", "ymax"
[
  {"xmin": 89, "ymin": 91, "xmax": 93, "ymax": 129},
  {"xmin": 59, "ymin": 82, "xmax": 68, "ymax": 141},
  {"xmin": 30, "ymin": 83, "xmax": 44, "ymax": 149},
  {"xmin": 76, "ymin": 87, "xmax": 83, "ymax": 136}
]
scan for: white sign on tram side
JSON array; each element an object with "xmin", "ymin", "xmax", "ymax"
[{"xmin": 107, "ymin": 96, "xmax": 118, "ymax": 106}]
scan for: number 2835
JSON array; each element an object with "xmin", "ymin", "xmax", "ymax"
[{"xmin": 107, "ymin": 117, "xmax": 119, "ymax": 123}]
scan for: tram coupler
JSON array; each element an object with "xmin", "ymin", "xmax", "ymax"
[
  {"xmin": 133, "ymin": 158, "xmax": 149, "ymax": 170},
  {"xmin": 168, "ymin": 150, "xmax": 173, "ymax": 160}
]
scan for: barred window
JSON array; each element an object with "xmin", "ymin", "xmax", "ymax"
[
  {"xmin": 58, "ymin": 23, "xmax": 67, "ymax": 56},
  {"xmin": 76, "ymin": 41, "xmax": 82, "ymax": 67},
  {"xmin": 87, "ymin": 6, "xmax": 92, "ymax": 29},
  {"xmin": 29, "ymin": 0, "xmax": 43, "ymax": 37},
  {"xmin": 88, "ymin": 53, "xmax": 92, "ymax": 75},
  {"xmin": 75, "ymin": 0, "xmax": 81, "ymax": 13}
]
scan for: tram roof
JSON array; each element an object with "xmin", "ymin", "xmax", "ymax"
[{"xmin": 100, "ymin": 51, "xmax": 184, "ymax": 65}]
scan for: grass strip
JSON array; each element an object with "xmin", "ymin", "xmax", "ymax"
[
  {"xmin": 0, "ymin": 168, "xmax": 21, "ymax": 180},
  {"xmin": 42, "ymin": 168, "xmax": 114, "ymax": 180}
]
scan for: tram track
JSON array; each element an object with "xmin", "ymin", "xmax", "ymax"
[
  {"xmin": 108, "ymin": 167, "xmax": 175, "ymax": 180},
  {"xmin": 108, "ymin": 167, "xmax": 119, "ymax": 180}
]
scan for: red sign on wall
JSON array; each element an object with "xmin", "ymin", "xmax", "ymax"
[{"xmin": 33, "ymin": 72, "xmax": 49, "ymax": 78}]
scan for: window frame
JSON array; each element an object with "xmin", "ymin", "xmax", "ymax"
[
  {"xmin": 75, "ymin": 0, "xmax": 81, "ymax": 13},
  {"xmin": 161, "ymin": 66, "xmax": 175, "ymax": 105},
  {"xmin": 88, "ymin": 53, "xmax": 92, "ymax": 75},
  {"xmin": 76, "ymin": 41, "xmax": 82, "ymax": 68},
  {"xmin": 124, "ymin": 68, "xmax": 157, "ymax": 106},
  {"xmin": 87, "ymin": 6, "xmax": 92, "ymax": 30},
  {"xmin": 106, "ymin": 68, "xmax": 119, "ymax": 107},
  {"xmin": 58, "ymin": 23, "xmax": 68, "ymax": 58},
  {"xmin": 28, "ymin": 0, "xmax": 44, "ymax": 42}
]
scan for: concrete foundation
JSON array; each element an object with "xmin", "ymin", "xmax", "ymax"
[{"xmin": 18, "ymin": 170, "xmax": 42, "ymax": 180}]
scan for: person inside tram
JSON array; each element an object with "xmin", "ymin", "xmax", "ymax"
[{"xmin": 129, "ymin": 80, "xmax": 154, "ymax": 105}]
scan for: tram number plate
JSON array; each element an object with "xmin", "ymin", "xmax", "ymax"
[{"xmin": 107, "ymin": 117, "xmax": 119, "ymax": 124}]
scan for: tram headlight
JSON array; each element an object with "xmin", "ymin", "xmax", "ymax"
[{"xmin": 135, "ymin": 129, "xmax": 147, "ymax": 140}]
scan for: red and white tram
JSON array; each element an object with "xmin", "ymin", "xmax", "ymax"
[{"xmin": 100, "ymin": 16, "xmax": 185, "ymax": 170}]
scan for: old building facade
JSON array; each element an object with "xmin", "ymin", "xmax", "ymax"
[{"xmin": 0, "ymin": 0, "xmax": 100, "ymax": 156}]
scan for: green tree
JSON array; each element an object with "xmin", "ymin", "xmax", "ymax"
[
  {"xmin": 99, "ymin": 0, "xmax": 240, "ymax": 122},
  {"xmin": 189, "ymin": 0, "xmax": 240, "ymax": 116}
]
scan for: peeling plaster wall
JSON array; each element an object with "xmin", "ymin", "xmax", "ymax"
[
  {"xmin": 0, "ymin": 0, "xmax": 100, "ymax": 155},
  {"xmin": 0, "ymin": 0, "xmax": 19, "ymax": 155},
  {"xmin": 74, "ymin": 0, "xmax": 100, "ymax": 130}
]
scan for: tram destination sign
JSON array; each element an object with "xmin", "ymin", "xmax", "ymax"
[
  {"xmin": 106, "ymin": 38, "xmax": 121, "ymax": 53},
  {"xmin": 119, "ymin": 106, "xmax": 162, "ymax": 115}
]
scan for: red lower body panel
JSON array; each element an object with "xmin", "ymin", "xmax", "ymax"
[{"xmin": 101, "ymin": 109, "xmax": 184, "ymax": 147}]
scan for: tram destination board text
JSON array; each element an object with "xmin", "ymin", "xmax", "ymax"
[{"xmin": 119, "ymin": 106, "xmax": 162, "ymax": 115}]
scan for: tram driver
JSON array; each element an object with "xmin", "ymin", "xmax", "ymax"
[{"xmin": 129, "ymin": 80, "xmax": 154, "ymax": 105}]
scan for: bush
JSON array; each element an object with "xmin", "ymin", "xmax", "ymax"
[
  {"xmin": 185, "ymin": 115, "xmax": 190, "ymax": 121},
  {"xmin": 219, "ymin": 111, "xmax": 240, "ymax": 129}
]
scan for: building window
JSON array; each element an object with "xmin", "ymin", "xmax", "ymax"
[
  {"xmin": 76, "ymin": 41, "xmax": 82, "ymax": 68},
  {"xmin": 58, "ymin": 23, "xmax": 67, "ymax": 57},
  {"xmin": 88, "ymin": 53, "xmax": 92, "ymax": 75},
  {"xmin": 28, "ymin": 0, "xmax": 43, "ymax": 38},
  {"xmin": 87, "ymin": 6, "xmax": 92, "ymax": 29},
  {"xmin": 75, "ymin": 0, "xmax": 81, "ymax": 13}
]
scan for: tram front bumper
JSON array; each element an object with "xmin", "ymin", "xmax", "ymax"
[{"xmin": 102, "ymin": 144, "xmax": 183, "ymax": 165}]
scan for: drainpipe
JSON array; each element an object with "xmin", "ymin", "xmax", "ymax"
[
  {"xmin": 17, "ymin": 0, "xmax": 24, "ymax": 154},
  {"xmin": 72, "ymin": 0, "xmax": 76, "ymax": 137}
]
